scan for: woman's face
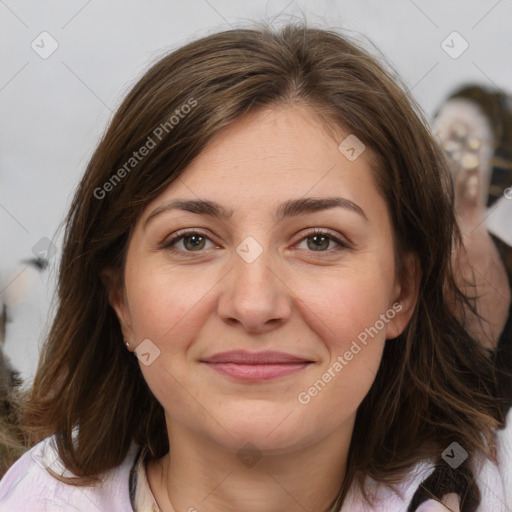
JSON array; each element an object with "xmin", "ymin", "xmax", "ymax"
[{"xmin": 110, "ymin": 105, "xmax": 417, "ymax": 455}]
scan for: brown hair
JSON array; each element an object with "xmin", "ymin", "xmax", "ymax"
[{"xmin": 20, "ymin": 24, "xmax": 504, "ymax": 508}]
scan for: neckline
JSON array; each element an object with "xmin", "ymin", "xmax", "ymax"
[{"xmin": 129, "ymin": 447, "xmax": 161, "ymax": 512}]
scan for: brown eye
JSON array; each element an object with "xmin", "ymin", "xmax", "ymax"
[
  {"xmin": 295, "ymin": 229, "xmax": 348, "ymax": 253},
  {"xmin": 306, "ymin": 234, "xmax": 331, "ymax": 251},
  {"xmin": 182, "ymin": 234, "xmax": 207, "ymax": 251},
  {"xmin": 162, "ymin": 230, "xmax": 216, "ymax": 253}
]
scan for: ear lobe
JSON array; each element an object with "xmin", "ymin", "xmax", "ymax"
[
  {"xmin": 101, "ymin": 268, "xmax": 133, "ymax": 343},
  {"xmin": 386, "ymin": 252, "xmax": 421, "ymax": 340}
]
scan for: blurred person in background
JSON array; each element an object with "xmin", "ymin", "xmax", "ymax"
[
  {"xmin": 434, "ymin": 84, "xmax": 512, "ymax": 394},
  {"xmin": 0, "ymin": 304, "xmax": 25, "ymax": 477}
]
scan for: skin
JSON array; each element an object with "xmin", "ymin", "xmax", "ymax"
[{"xmin": 107, "ymin": 105, "xmax": 420, "ymax": 512}]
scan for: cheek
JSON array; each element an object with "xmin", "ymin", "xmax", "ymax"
[
  {"xmin": 296, "ymin": 277, "xmax": 389, "ymax": 430},
  {"xmin": 293, "ymin": 264, "xmax": 394, "ymax": 402},
  {"xmin": 298, "ymin": 264, "xmax": 396, "ymax": 351},
  {"xmin": 313, "ymin": 281, "xmax": 388, "ymax": 386},
  {"xmin": 124, "ymin": 259, "xmax": 215, "ymax": 343}
]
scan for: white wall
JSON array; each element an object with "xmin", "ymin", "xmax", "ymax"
[{"xmin": 2, "ymin": 0, "xmax": 511, "ymax": 383}]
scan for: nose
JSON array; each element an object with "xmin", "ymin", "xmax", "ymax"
[{"xmin": 217, "ymin": 247, "xmax": 292, "ymax": 334}]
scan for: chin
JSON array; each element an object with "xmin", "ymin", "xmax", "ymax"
[
  {"xmin": 207, "ymin": 405, "xmax": 316, "ymax": 453},
  {"xmin": 221, "ymin": 428, "xmax": 309, "ymax": 456}
]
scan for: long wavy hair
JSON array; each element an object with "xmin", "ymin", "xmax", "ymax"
[{"xmin": 18, "ymin": 24, "xmax": 505, "ymax": 509}]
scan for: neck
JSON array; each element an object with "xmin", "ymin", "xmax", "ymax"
[{"xmin": 147, "ymin": 418, "xmax": 353, "ymax": 512}]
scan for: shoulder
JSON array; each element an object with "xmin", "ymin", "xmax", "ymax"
[
  {"xmin": 340, "ymin": 461, "xmax": 438, "ymax": 511},
  {"xmin": 0, "ymin": 436, "xmax": 139, "ymax": 512},
  {"xmin": 496, "ymin": 408, "xmax": 512, "ymax": 507},
  {"xmin": 340, "ymin": 423, "xmax": 512, "ymax": 512}
]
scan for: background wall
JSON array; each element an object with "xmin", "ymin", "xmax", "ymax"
[{"xmin": 1, "ymin": 0, "xmax": 511, "ymax": 384}]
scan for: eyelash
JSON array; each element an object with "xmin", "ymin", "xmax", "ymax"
[{"xmin": 160, "ymin": 228, "xmax": 351, "ymax": 256}]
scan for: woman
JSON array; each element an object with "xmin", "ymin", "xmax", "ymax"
[{"xmin": 0, "ymin": 24, "xmax": 508, "ymax": 511}]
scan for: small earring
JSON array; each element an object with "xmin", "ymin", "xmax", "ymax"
[{"xmin": 125, "ymin": 340, "xmax": 130, "ymax": 350}]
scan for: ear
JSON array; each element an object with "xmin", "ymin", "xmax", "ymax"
[
  {"xmin": 101, "ymin": 268, "xmax": 134, "ymax": 347},
  {"xmin": 385, "ymin": 252, "xmax": 421, "ymax": 340}
]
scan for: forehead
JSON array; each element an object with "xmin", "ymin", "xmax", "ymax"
[{"xmin": 154, "ymin": 105, "xmax": 381, "ymax": 209}]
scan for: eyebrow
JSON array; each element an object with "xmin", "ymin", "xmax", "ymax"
[
  {"xmin": 144, "ymin": 199, "xmax": 233, "ymax": 229},
  {"xmin": 275, "ymin": 197, "xmax": 368, "ymax": 223},
  {"xmin": 143, "ymin": 196, "xmax": 368, "ymax": 229}
]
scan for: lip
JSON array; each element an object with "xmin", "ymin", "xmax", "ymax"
[
  {"xmin": 201, "ymin": 350, "xmax": 311, "ymax": 364},
  {"xmin": 200, "ymin": 350, "xmax": 313, "ymax": 382}
]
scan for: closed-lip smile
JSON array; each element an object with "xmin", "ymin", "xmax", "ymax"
[{"xmin": 200, "ymin": 350, "xmax": 313, "ymax": 381}]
